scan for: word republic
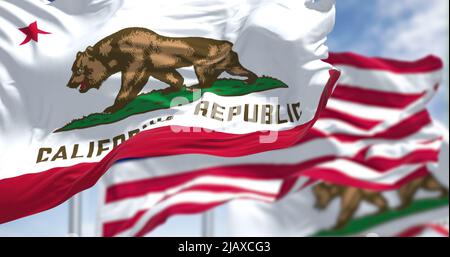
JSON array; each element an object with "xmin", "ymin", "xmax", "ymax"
[{"xmin": 194, "ymin": 101, "xmax": 302, "ymax": 124}]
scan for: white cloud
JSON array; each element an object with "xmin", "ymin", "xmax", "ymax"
[
  {"xmin": 373, "ymin": 0, "xmax": 448, "ymax": 60},
  {"xmin": 372, "ymin": 0, "xmax": 449, "ymax": 128}
]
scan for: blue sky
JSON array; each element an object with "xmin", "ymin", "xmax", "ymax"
[{"xmin": 0, "ymin": 0, "xmax": 448, "ymax": 236}]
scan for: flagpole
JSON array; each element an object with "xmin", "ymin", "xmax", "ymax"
[
  {"xmin": 201, "ymin": 210, "xmax": 214, "ymax": 237},
  {"xmin": 64, "ymin": 0, "xmax": 83, "ymax": 238},
  {"xmin": 68, "ymin": 194, "xmax": 82, "ymax": 237}
]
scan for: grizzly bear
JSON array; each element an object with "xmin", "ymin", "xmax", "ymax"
[
  {"xmin": 312, "ymin": 174, "xmax": 449, "ymax": 229},
  {"xmin": 313, "ymin": 183, "xmax": 388, "ymax": 229},
  {"xmin": 397, "ymin": 174, "xmax": 448, "ymax": 210},
  {"xmin": 66, "ymin": 27, "xmax": 258, "ymax": 113}
]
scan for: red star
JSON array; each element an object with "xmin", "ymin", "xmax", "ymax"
[{"xmin": 19, "ymin": 21, "xmax": 51, "ymax": 45}]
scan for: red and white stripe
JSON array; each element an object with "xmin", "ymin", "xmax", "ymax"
[
  {"xmin": 97, "ymin": 52, "xmax": 446, "ymax": 236},
  {"xmin": 396, "ymin": 220, "xmax": 449, "ymax": 237}
]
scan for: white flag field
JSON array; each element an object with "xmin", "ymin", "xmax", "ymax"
[
  {"xmin": 98, "ymin": 53, "xmax": 447, "ymax": 237},
  {"xmin": 0, "ymin": 0, "xmax": 339, "ymax": 223}
]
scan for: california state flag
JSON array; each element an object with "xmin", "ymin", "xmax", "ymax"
[{"xmin": 0, "ymin": 0, "xmax": 338, "ymax": 223}]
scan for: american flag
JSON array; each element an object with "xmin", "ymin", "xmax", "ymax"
[{"xmin": 98, "ymin": 52, "xmax": 444, "ymax": 237}]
